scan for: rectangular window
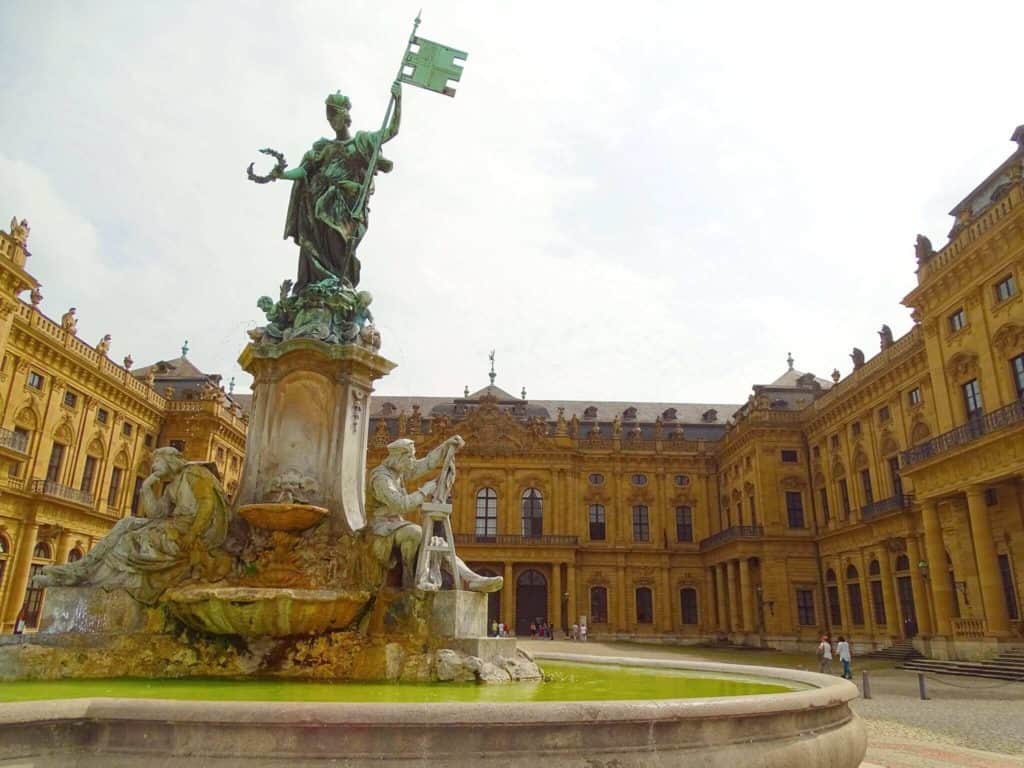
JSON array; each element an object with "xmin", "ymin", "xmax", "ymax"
[
  {"xmin": 851, "ymin": 422, "xmax": 862, "ymax": 437},
  {"xmin": 632, "ymin": 505, "xmax": 649, "ymax": 542},
  {"xmin": 63, "ymin": 390, "xmax": 78, "ymax": 408},
  {"xmin": 838, "ymin": 479, "xmax": 851, "ymax": 519},
  {"xmin": 27, "ymin": 371, "xmax": 44, "ymax": 389},
  {"xmin": 121, "ymin": 422, "xmax": 133, "ymax": 437},
  {"xmin": 998, "ymin": 554, "xmax": 1019, "ymax": 621},
  {"xmin": 888, "ymin": 457, "xmax": 903, "ymax": 498},
  {"xmin": 949, "ymin": 307, "xmax": 966, "ymax": 333},
  {"xmin": 748, "ymin": 495, "xmax": 757, "ymax": 528},
  {"xmin": 878, "ymin": 405, "xmax": 891, "ymax": 422},
  {"xmin": 144, "ymin": 433, "xmax": 154, "ymax": 448},
  {"xmin": 680, "ymin": 589, "xmax": 699, "ymax": 624},
  {"xmin": 80, "ymin": 455, "xmax": 98, "ymax": 493},
  {"xmin": 588, "ymin": 504, "xmax": 606, "ymax": 541},
  {"xmin": 847, "ymin": 582, "xmax": 865, "ymax": 625},
  {"xmin": 827, "ymin": 585, "xmax": 842, "ymax": 625},
  {"xmin": 908, "ymin": 387, "xmax": 922, "ymax": 406},
  {"xmin": 96, "ymin": 408, "xmax": 109, "ymax": 424},
  {"xmin": 107, "ymin": 466, "xmax": 124, "ymax": 507},
  {"xmin": 870, "ymin": 580, "xmax": 887, "ymax": 626},
  {"xmin": 796, "ymin": 589, "xmax": 816, "ymax": 626},
  {"xmin": 675, "ymin": 506, "xmax": 693, "ymax": 542},
  {"xmin": 45, "ymin": 442, "xmax": 66, "ymax": 483},
  {"xmin": 215, "ymin": 446, "xmax": 225, "ymax": 462},
  {"xmin": 475, "ymin": 490, "xmax": 498, "ymax": 538},
  {"xmin": 780, "ymin": 449, "xmax": 798, "ymax": 463},
  {"xmin": 169, "ymin": 439, "xmax": 186, "ymax": 452},
  {"xmin": 736, "ymin": 503, "xmax": 742, "ymax": 526},
  {"xmin": 985, "ymin": 488, "xmax": 998, "ymax": 507},
  {"xmin": 860, "ymin": 469, "xmax": 873, "ymax": 506},
  {"xmin": 830, "ymin": 434, "xmax": 839, "ymax": 450},
  {"xmin": 995, "ymin": 274, "xmax": 1018, "ymax": 302},
  {"xmin": 819, "ymin": 487, "xmax": 830, "ymax": 524},
  {"xmin": 785, "ymin": 491, "xmax": 804, "ymax": 528},
  {"xmin": 812, "ymin": 445, "xmax": 820, "ymax": 459},
  {"xmin": 1012, "ymin": 354, "xmax": 1024, "ymax": 400},
  {"xmin": 962, "ymin": 378, "xmax": 983, "ymax": 419}
]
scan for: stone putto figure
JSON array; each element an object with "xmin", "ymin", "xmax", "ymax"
[
  {"xmin": 367, "ymin": 436, "xmax": 501, "ymax": 593},
  {"xmin": 850, "ymin": 347, "xmax": 866, "ymax": 370},
  {"xmin": 32, "ymin": 447, "xmax": 233, "ymax": 604},
  {"xmin": 914, "ymin": 234, "xmax": 935, "ymax": 264},
  {"xmin": 878, "ymin": 324, "xmax": 894, "ymax": 350},
  {"xmin": 96, "ymin": 334, "xmax": 112, "ymax": 357},
  {"xmin": 60, "ymin": 307, "xmax": 77, "ymax": 334}
]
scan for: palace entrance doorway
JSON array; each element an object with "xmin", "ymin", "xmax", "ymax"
[{"xmin": 515, "ymin": 569, "xmax": 547, "ymax": 636}]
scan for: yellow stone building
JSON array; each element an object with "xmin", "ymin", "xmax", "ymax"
[
  {"xmin": 0, "ymin": 124, "xmax": 1020, "ymax": 660},
  {"xmin": 0, "ymin": 225, "xmax": 247, "ymax": 633}
]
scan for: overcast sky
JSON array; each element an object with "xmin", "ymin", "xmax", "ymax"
[{"xmin": 1, "ymin": 1, "xmax": 1021, "ymax": 408}]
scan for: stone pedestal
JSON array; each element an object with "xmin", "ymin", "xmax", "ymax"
[
  {"xmin": 38, "ymin": 587, "xmax": 172, "ymax": 635},
  {"xmin": 430, "ymin": 590, "xmax": 487, "ymax": 639},
  {"xmin": 237, "ymin": 339, "xmax": 395, "ymax": 533}
]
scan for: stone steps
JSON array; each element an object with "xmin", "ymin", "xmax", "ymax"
[
  {"xmin": 898, "ymin": 650, "xmax": 1024, "ymax": 682},
  {"xmin": 861, "ymin": 640, "xmax": 923, "ymax": 662}
]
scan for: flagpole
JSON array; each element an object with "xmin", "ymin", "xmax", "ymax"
[{"xmin": 350, "ymin": 11, "xmax": 422, "ymax": 220}]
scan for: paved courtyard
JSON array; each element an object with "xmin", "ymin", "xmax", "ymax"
[{"xmin": 521, "ymin": 639, "xmax": 1024, "ymax": 768}]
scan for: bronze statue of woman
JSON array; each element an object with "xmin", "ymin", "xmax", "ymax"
[{"xmin": 250, "ymin": 82, "xmax": 402, "ymax": 292}]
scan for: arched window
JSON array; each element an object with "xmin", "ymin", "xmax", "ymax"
[
  {"xmin": 521, "ymin": 488, "xmax": 543, "ymax": 538},
  {"xmin": 868, "ymin": 559, "xmax": 886, "ymax": 626},
  {"xmin": 680, "ymin": 588, "xmax": 698, "ymax": 624},
  {"xmin": 895, "ymin": 554, "xmax": 910, "ymax": 572},
  {"xmin": 588, "ymin": 504, "xmax": 605, "ymax": 540},
  {"xmin": 0, "ymin": 533, "xmax": 10, "ymax": 588},
  {"xmin": 590, "ymin": 586, "xmax": 608, "ymax": 623},
  {"xmin": 845, "ymin": 565, "xmax": 865, "ymax": 625},
  {"xmin": 825, "ymin": 568, "xmax": 841, "ymax": 626},
  {"xmin": 635, "ymin": 586, "xmax": 653, "ymax": 623},
  {"xmin": 67, "ymin": 548, "xmax": 83, "ymax": 563},
  {"xmin": 33, "ymin": 542, "xmax": 52, "ymax": 560},
  {"xmin": 675, "ymin": 506, "xmax": 693, "ymax": 542},
  {"xmin": 475, "ymin": 487, "xmax": 498, "ymax": 538}
]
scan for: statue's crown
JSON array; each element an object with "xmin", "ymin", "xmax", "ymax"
[{"xmin": 325, "ymin": 91, "xmax": 351, "ymax": 111}]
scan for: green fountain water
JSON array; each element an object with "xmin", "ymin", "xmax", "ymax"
[{"xmin": 0, "ymin": 661, "xmax": 799, "ymax": 704}]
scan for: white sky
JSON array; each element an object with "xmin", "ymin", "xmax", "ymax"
[{"xmin": 1, "ymin": 1, "xmax": 1021, "ymax": 407}]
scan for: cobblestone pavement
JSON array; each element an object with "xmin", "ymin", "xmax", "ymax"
[{"xmin": 521, "ymin": 639, "xmax": 1024, "ymax": 767}]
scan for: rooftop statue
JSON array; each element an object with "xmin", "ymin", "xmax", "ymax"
[{"xmin": 32, "ymin": 447, "xmax": 232, "ymax": 604}]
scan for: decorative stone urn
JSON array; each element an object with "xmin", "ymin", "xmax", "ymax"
[{"xmin": 235, "ymin": 338, "xmax": 396, "ymax": 534}]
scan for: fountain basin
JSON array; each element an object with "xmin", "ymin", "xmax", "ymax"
[
  {"xmin": 238, "ymin": 502, "xmax": 328, "ymax": 532},
  {"xmin": 164, "ymin": 584, "xmax": 371, "ymax": 637},
  {"xmin": 0, "ymin": 654, "xmax": 866, "ymax": 767}
]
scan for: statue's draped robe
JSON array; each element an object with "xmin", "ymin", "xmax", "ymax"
[
  {"xmin": 284, "ymin": 130, "xmax": 393, "ymax": 293},
  {"xmin": 38, "ymin": 463, "xmax": 231, "ymax": 604}
]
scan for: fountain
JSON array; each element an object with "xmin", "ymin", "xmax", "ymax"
[{"xmin": 0, "ymin": 19, "xmax": 866, "ymax": 767}]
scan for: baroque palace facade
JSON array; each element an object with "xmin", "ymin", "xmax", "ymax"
[
  {"xmin": 0, "ymin": 125, "xmax": 1021, "ymax": 660},
  {"xmin": 0, "ymin": 225, "xmax": 248, "ymax": 633}
]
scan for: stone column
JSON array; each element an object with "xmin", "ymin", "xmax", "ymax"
[
  {"xmin": 906, "ymin": 535, "xmax": 933, "ymax": 636},
  {"xmin": 1, "ymin": 514, "xmax": 38, "ymax": 632},
  {"xmin": 739, "ymin": 557, "xmax": 754, "ymax": 633},
  {"xmin": 878, "ymin": 549, "xmax": 898, "ymax": 640},
  {"xmin": 965, "ymin": 486, "xmax": 1010, "ymax": 636},
  {"xmin": 54, "ymin": 529, "xmax": 74, "ymax": 564},
  {"xmin": 659, "ymin": 564, "xmax": 672, "ymax": 633},
  {"xmin": 859, "ymin": 550, "xmax": 876, "ymax": 639},
  {"xmin": 729, "ymin": 562, "xmax": 742, "ymax": 632},
  {"xmin": 714, "ymin": 564, "xmax": 727, "ymax": 632},
  {"xmin": 566, "ymin": 562, "xmax": 577, "ymax": 628},
  {"xmin": 550, "ymin": 561, "xmax": 562, "ymax": 631},
  {"xmin": 502, "ymin": 562, "xmax": 515, "ymax": 631},
  {"xmin": 921, "ymin": 500, "xmax": 952, "ymax": 636},
  {"xmin": 616, "ymin": 565, "xmax": 627, "ymax": 630},
  {"xmin": 836, "ymin": 566, "xmax": 852, "ymax": 632}
]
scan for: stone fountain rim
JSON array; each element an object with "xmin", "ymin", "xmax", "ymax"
[{"xmin": 0, "ymin": 653, "xmax": 857, "ymax": 725}]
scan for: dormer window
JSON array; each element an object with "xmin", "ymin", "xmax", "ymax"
[
  {"xmin": 701, "ymin": 408, "xmax": 717, "ymax": 423},
  {"xmin": 662, "ymin": 408, "xmax": 678, "ymax": 421},
  {"xmin": 583, "ymin": 406, "xmax": 598, "ymax": 419},
  {"xmin": 623, "ymin": 407, "xmax": 637, "ymax": 420}
]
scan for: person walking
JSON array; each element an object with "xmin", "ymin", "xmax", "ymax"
[
  {"xmin": 817, "ymin": 634, "xmax": 833, "ymax": 674},
  {"xmin": 836, "ymin": 635, "xmax": 852, "ymax": 680}
]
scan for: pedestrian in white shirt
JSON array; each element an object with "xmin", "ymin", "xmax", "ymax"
[
  {"xmin": 817, "ymin": 634, "xmax": 833, "ymax": 674},
  {"xmin": 836, "ymin": 636, "xmax": 852, "ymax": 679}
]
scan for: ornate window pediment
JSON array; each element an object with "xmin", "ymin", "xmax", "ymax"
[
  {"xmin": 780, "ymin": 475, "xmax": 806, "ymax": 490},
  {"xmin": 945, "ymin": 351, "xmax": 979, "ymax": 381},
  {"xmin": 992, "ymin": 322, "xmax": 1024, "ymax": 355}
]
